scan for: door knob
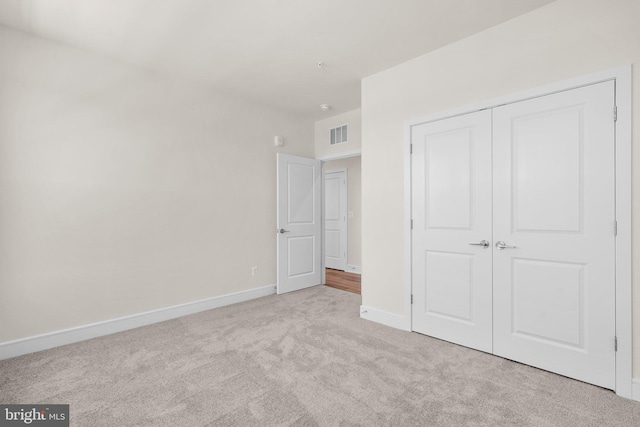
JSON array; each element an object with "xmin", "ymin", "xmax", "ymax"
[
  {"xmin": 495, "ymin": 241, "xmax": 516, "ymax": 250},
  {"xmin": 468, "ymin": 240, "xmax": 490, "ymax": 248},
  {"xmin": 277, "ymin": 228, "xmax": 290, "ymax": 234}
]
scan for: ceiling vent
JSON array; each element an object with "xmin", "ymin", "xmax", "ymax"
[{"xmin": 330, "ymin": 124, "xmax": 348, "ymax": 145}]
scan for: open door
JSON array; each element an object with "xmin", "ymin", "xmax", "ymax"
[{"xmin": 277, "ymin": 153, "xmax": 322, "ymax": 294}]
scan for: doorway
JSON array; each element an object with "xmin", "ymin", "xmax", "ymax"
[
  {"xmin": 276, "ymin": 153, "xmax": 362, "ymax": 295},
  {"xmin": 324, "ymin": 169, "xmax": 347, "ymax": 271},
  {"xmin": 323, "ymin": 155, "xmax": 362, "ymax": 294}
]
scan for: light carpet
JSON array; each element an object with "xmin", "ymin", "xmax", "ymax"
[{"xmin": 1, "ymin": 285, "xmax": 639, "ymax": 426}]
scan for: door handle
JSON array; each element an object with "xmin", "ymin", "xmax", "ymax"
[
  {"xmin": 495, "ymin": 241, "xmax": 516, "ymax": 250},
  {"xmin": 468, "ymin": 240, "xmax": 490, "ymax": 248},
  {"xmin": 277, "ymin": 228, "xmax": 290, "ymax": 234}
]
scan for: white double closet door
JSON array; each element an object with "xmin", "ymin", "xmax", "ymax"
[{"xmin": 411, "ymin": 81, "xmax": 616, "ymax": 389}]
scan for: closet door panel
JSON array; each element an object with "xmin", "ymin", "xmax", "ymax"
[
  {"xmin": 411, "ymin": 110, "xmax": 493, "ymax": 353},
  {"xmin": 492, "ymin": 81, "xmax": 616, "ymax": 389}
]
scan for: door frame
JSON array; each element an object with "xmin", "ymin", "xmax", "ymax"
[
  {"xmin": 404, "ymin": 65, "xmax": 632, "ymax": 398},
  {"xmin": 318, "ymin": 150, "xmax": 362, "ymax": 286},
  {"xmin": 323, "ymin": 168, "xmax": 348, "ymax": 271}
]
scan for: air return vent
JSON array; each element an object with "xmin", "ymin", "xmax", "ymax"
[{"xmin": 330, "ymin": 124, "xmax": 348, "ymax": 145}]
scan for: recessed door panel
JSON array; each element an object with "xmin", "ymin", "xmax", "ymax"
[
  {"xmin": 426, "ymin": 130, "xmax": 472, "ymax": 230},
  {"xmin": 288, "ymin": 163, "xmax": 316, "ymax": 224},
  {"xmin": 424, "ymin": 251, "xmax": 473, "ymax": 323},
  {"xmin": 324, "ymin": 230, "xmax": 341, "ymax": 258},
  {"xmin": 288, "ymin": 236, "xmax": 315, "ymax": 277},
  {"xmin": 513, "ymin": 107, "xmax": 583, "ymax": 233},
  {"xmin": 324, "ymin": 177, "xmax": 341, "ymax": 221},
  {"xmin": 511, "ymin": 259, "xmax": 584, "ymax": 348}
]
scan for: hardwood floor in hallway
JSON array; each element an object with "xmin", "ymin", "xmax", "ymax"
[{"xmin": 324, "ymin": 268, "xmax": 361, "ymax": 295}]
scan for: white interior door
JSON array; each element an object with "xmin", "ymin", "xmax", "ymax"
[
  {"xmin": 324, "ymin": 170, "xmax": 347, "ymax": 271},
  {"xmin": 277, "ymin": 153, "xmax": 322, "ymax": 294},
  {"xmin": 492, "ymin": 81, "xmax": 616, "ymax": 389},
  {"xmin": 411, "ymin": 110, "xmax": 493, "ymax": 353}
]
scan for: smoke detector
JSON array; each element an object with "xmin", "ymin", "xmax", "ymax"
[{"xmin": 320, "ymin": 104, "xmax": 331, "ymax": 112}]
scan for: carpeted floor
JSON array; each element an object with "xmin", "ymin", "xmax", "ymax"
[{"xmin": 1, "ymin": 285, "xmax": 639, "ymax": 426}]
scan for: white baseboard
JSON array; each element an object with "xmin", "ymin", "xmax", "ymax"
[
  {"xmin": 346, "ymin": 264, "xmax": 362, "ymax": 274},
  {"xmin": 360, "ymin": 305, "xmax": 411, "ymax": 331},
  {"xmin": 632, "ymin": 379, "xmax": 640, "ymax": 402},
  {"xmin": 0, "ymin": 284, "xmax": 276, "ymax": 361}
]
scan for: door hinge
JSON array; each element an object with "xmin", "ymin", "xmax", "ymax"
[
  {"xmin": 614, "ymin": 106, "xmax": 618, "ymax": 122},
  {"xmin": 411, "ymin": 294, "xmax": 413, "ymax": 304},
  {"xmin": 614, "ymin": 220, "xmax": 618, "ymax": 236},
  {"xmin": 411, "ymin": 219, "xmax": 413, "ymax": 229},
  {"xmin": 614, "ymin": 336, "xmax": 618, "ymax": 352},
  {"xmin": 410, "ymin": 144, "xmax": 413, "ymax": 154}
]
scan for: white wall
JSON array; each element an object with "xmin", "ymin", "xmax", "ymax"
[
  {"xmin": 314, "ymin": 109, "xmax": 361, "ymax": 159},
  {"xmin": 361, "ymin": 0, "xmax": 640, "ymax": 374},
  {"xmin": 0, "ymin": 26, "xmax": 313, "ymax": 344},
  {"xmin": 324, "ymin": 156, "xmax": 361, "ymax": 269}
]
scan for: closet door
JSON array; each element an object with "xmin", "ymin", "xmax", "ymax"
[
  {"xmin": 492, "ymin": 81, "xmax": 616, "ymax": 389},
  {"xmin": 411, "ymin": 110, "xmax": 493, "ymax": 353}
]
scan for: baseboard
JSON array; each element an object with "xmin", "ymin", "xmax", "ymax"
[
  {"xmin": 360, "ymin": 305, "xmax": 411, "ymax": 331},
  {"xmin": 0, "ymin": 284, "xmax": 276, "ymax": 361},
  {"xmin": 632, "ymin": 379, "xmax": 640, "ymax": 402},
  {"xmin": 346, "ymin": 264, "xmax": 362, "ymax": 274}
]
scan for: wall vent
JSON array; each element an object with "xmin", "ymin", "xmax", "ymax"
[{"xmin": 330, "ymin": 124, "xmax": 348, "ymax": 145}]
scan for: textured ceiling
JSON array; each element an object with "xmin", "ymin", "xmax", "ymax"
[{"xmin": 0, "ymin": 0, "xmax": 555, "ymax": 119}]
